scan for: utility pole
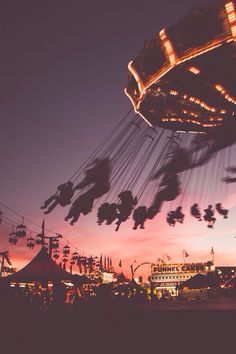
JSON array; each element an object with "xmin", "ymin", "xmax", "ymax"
[{"xmin": 37, "ymin": 220, "xmax": 62, "ymax": 258}]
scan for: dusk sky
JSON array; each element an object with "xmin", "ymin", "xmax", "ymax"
[{"xmin": 2, "ymin": 0, "xmax": 236, "ymax": 279}]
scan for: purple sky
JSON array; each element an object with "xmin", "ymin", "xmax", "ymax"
[{"xmin": 2, "ymin": 0, "xmax": 236, "ymax": 279}]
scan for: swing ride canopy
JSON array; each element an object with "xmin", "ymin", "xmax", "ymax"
[{"xmin": 125, "ymin": 0, "xmax": 236, "ymax": 133}]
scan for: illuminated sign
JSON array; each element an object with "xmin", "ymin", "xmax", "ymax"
[
  {"xmin": 102, "ymin": 272, "xmax": 114, "ymax": 283},
  {"xmin": 151, "ymin": 263, "xmax": 207, "ymax": 274},
  {"xmin": 155, "ymin": 282, "xmax": 180, "ymax": 288}
]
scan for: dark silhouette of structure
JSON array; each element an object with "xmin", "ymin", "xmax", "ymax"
[{"xmin": 4, "ymin": 247, "xmax": 71, "ymax": 283}]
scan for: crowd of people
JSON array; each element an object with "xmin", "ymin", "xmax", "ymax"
[{"xmin": 0, "ymin": 279, "xmax": 161, "ymax": 313}]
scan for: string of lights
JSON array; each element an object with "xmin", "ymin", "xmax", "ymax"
[{"xmin": 125, "ymin": 1, "xmax": 236, "ymax": 133}]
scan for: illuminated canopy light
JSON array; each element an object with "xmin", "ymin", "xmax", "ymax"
[
  {"xmin": 126, "ymin": 39, "xmax": 225, "ymax": 112},
  {"xmin": 169, "ymin": 90, "xmax": 178, "ymax": 95},
  {"xmin": 188, "ymin": 66, "xmax": 201, "ymax": 74},
  {"xmin": 125, "ymin": 1, "xmax": 236, "ymax": 132},
  {"xmin": 161, "ymin": 117, "xmax": 221, "ymax": 128},
  {"xmin": 169, "ymin": 89, "xmax": 223, "ymax": 114},
  {"xmin": 124, "ymin": 87, "xmax": 153, "ymax": 127},
  {"xmin": 135, "ymin": 110, "xmax": 152, "ymax": 127},
  {"xmin": 225, "ymin": 1, "xmax": 236, "ymax": 39},
  {"xmin": 145, "ymin": 42, "xmax": 223, "ymax": 94},
  {"xmin": 128, "ymin": 61, "xmax": 145, "ymax": 92},
  {"xmin": 215, "ymin": 84, "xmax": 236, "ymax": 105},
  {"xmin": 159, "ymin": 29, "xmax": 178, "ymax": 66}
]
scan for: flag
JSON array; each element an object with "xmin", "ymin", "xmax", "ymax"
[
  {"xmin": 119, "ymin": 260, "xmax": 122, "ymax": 268},
  {"xmin": 210, "ymin": 247, "xmax": 214, "ymax": 255},
  {"xmin": 184, "ymin": 250, "xmax": 189, "ymax": 257},
  {"xmin": 167, "ymin": 255, "xmax": 172, "ymax": 261}
]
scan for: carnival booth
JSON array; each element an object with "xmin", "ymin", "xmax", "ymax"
[
  {"xmin": 178, "ymin": 273, "xmax": 218, "ymax": 301},
  {"xmin": 2, "ymin": 247, "xmax": 75, "ymax": 309}
]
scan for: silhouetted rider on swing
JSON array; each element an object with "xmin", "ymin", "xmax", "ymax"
[
  {"xmin": 133, "ymin": 206, "xmax": 147, "ymax": 230},
  {"xmin": 215, "ymin": 203, "xmax": 228, "ymax": 219},
  {"xmin": 73, "ymin": 158, "xmax": 110, "ymax": 193},
  {"xmin": 147, "ymin": 173, "xmax": 181, "ymax": 219},
  {"xmin": 173, "ymin": 206, "xmax": 185, "ymax": 223},
  {"xmin": 115, "ymin": 191, "xmax": 137, "ymax": 231},
  {"xmin": 65, "ymin": 158, "xmax": 111, "ymax": 225},
  {"xmin": 41, "ymin": 181, "xmax": 74, "ymax": 214},
  {"xmin": 97, "ymin": 202, "xmax": 117, "ymax": 225},
  {"xmin": 222, "ymin": 166, "xmax": 236, "ymax": 184},
  {"xmin": 152, "ymin": 148, "xmax": 192, "ymax": 179},
  {"xmin": 190, "ymin": 203, "xmax": 202, "ymax": 221},
  {"xmin": 166, "ymin": 210, "xmax": 176, "ymax": 226},
  {"xmin": 203, "ymin": 205, "xmax": 216, "ymax": 228}
]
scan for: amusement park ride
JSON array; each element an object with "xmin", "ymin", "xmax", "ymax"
[
  {"xmin": 36, "ymin": 0, "xmax": 236, "ymax": 232},
  {"xmin": 2, "ymin": 0, "xmax": 236, "ymax": 259},
  {"xmin": 125, "ymin": 1, "xmax": 236, "ymax": 133}
]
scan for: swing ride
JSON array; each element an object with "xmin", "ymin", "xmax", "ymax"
[
  {"xmin": 40, "ymin": 0, "xmax": 236, "ymax": 231},
  {"xmin": 125, "ymin": 0, "xmax": 236, "ymax": 133}
]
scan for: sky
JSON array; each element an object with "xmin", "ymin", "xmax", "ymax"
[{"xmin": 1, "ymin": 0, "xmax": 236, "ymax": 280}]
